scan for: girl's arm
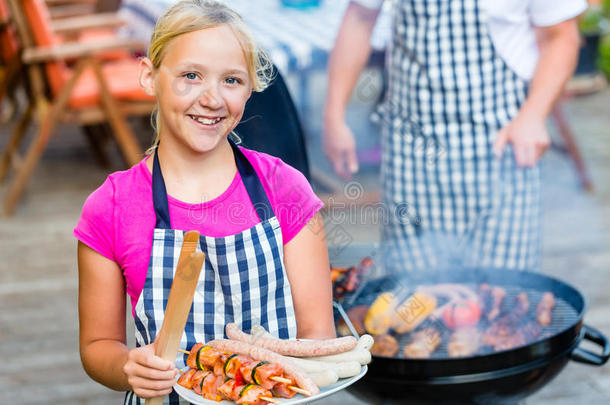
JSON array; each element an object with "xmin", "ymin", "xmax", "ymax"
[
  {"xmin": 493, "ymin": 18, "xmax": 581, "ymax": 167},
  {"xmin": 283, "ymin": 213, "xmax": 336, "ymax": 339},
  {"xmin": 78, "ymin": 242, "xmax": 177, "ymax": 397}
]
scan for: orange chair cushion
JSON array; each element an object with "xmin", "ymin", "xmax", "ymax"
[
  {"xmin": 72, "ymin": 29, "xmax": 131, "ymax": 61},
  {"xmin": 0, "ymin": 0, "xmax": 19, "ymax": 62},
  {"xmin": 67, "ymin": 58, "xmax": 155, "ymax": 109}
]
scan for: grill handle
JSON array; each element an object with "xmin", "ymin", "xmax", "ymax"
[{"xmin": 571, "ymin": 324, "xmax": 610, "ymax": 366}]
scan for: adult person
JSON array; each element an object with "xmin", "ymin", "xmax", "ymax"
[
  {"xmin": 324, "ymin": 0, "xmax": 585, "ymax": 271},
  {"xmin": 74, "ymin": 1, "xmax": 335, "ymax": 403}
]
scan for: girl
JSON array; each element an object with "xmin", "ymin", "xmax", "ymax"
[{"xmin": 74, "ymin": 1, "xmax": 335, "ymax": 403}]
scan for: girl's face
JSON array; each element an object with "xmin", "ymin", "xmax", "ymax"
[{"xmin": 142, "ymin": 25, "xmax": 252, "ymax": 154}]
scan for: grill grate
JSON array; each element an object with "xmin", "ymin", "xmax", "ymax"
[{"xmin": 340, "ymin": 282, "xmax": 579, "ymax": 359}]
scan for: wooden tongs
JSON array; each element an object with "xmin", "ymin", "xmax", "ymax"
[{"xmin": 146, "ymin": 231, "xmax": 204, "ymax": 405}]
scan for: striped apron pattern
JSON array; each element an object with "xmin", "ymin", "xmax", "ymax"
[
  {"xmin": 125, "ymin": 140, "xmax": 297, "ymax": 404},
  {"xmin": 380, "ymin": 0, "xmax": 540, "ymax": 272}
]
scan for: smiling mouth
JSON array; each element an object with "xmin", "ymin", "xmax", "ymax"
[{"xmin": 189, "ymin": 115, "xmax": 224, "ymax": 125}]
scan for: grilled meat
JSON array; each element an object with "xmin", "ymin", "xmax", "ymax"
[
  {"xmin": 447, "ymin": 328, "xmax": 482, "ymax": 357},
  {"xmin": 403, "ymin": 328, "xmax": 441, "ymax": 359},
  {"xmin": 370, "ymin": 334, "xmax": 399, "ymax": 357},
  {"xmin": 332, "ymin": 257, "xmax": 373, "ymax": 300},
  {"xmin": 485, "ymin": 320, "xmax": 542, "ymax": 351},
  {"xmin": 478, "ymin": 284, "xmax": 506, "ymax": 321},
  {"xmin": 515, "ymin": 292, "xmax": 530, "ymax": 315},
  {"xmin": 336, "ymin": 305, "xmax": 368, "ymax": 336},
  {"xmin": 536, "ymin": 292, "xmax": 556, "ymax": 326}
]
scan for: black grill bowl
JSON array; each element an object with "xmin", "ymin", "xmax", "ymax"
[{"xmin": 332, "ymin": 261, "xmax": 609, "ymax": 404}]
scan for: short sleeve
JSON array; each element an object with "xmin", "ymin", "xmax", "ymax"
[
  {"xmin": 351, "ymin": 0, "xmax": 384, "ymax": 10},
  {"xmin": 73, "ymin": 177, "xmax": 116, "ymax": 261},
  {"xmin": 268, "ymin": 160, "xmax": 324, "ymax": 244},
  {"xmin": 529, "ymin": 0, "xmax": 587, "ymax": 27}
]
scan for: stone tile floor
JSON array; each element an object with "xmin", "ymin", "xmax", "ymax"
[{"xmin": 1, "ymin": 87, "xmax": 609, "ymax": 404}]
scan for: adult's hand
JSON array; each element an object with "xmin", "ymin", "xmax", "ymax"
[
  {"xmin": 323, "ymin": 118, "xmax": 359, "ymax": 179},
  {"xmin": 123, "ymin": 343, "xmax": 178, "ymax": 399},
  {"xmin": 493, "ymin": 111, "xmax": 550, "ymax": 167}
]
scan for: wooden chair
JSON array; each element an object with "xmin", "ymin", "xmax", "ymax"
[
  {"xmin": 0, "ymin": 0, "xmax": 21, "ymax": 122},
  {"xmin": 45, "ymin": 0, "xmax": 97, "ymax": 20},
  {"xmin": 1, "ymin": 0, "xmax": 155, "ymax": 215}
]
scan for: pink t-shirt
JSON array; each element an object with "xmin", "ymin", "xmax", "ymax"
[{"xmin": 74, "ymin": 147, "xmax": 323, "ymax": 314}]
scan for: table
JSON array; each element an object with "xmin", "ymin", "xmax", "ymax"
[{"xmin": 119, "ymin": 0, "xmax": 391, "ymax": 74}]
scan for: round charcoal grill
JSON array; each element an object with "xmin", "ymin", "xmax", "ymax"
[{"xmin": 335, "ymin": 267, "xmax": 610, "ymax": 405}]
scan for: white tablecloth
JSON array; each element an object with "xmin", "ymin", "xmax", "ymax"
[{"xmin": 119, "ymin": 0, "xmax": 391, "ymax": 74}]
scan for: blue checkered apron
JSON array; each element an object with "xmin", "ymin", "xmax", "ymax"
[
  {"xmin": 124, "ymin": 140, "xmax": 297, "ymax": 404},
  {"xmin": 380, "ymin": 0, "xmax": 540, "ymax": 272}
]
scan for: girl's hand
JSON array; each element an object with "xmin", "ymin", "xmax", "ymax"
[
  {"xmin": 493, "ymin": 111, "xmax": 551, "ymax": 167},
  {"xmin": 323, "ymin": 117, "xmax": 359, "ymax": 180},
  {"xmin": 123, "ymin": 343, "xmax": 178, "ymax": 398}
]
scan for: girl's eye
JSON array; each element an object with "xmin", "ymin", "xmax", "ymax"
[
  {"xmin": 225, "ymin": 77, "xmax": 241, "ymax": 85},
  {"xmin": 184, "ymin": 72, "xmax": 198, "ymax": 80}
]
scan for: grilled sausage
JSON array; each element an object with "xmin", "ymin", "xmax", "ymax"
[
  {"xmin": 307, "ymin": 369, "xmax": 339, "ymax": 388},
  {"xmin": 207, "ymin": 338, "xmax": 320, "ymax": 395},
  {"xmin": 357, "ymin": 334, "xmax": 374, "ymax": 351},
  {"xmin": 250, "ymin": 325, "xmax": 371, "ymax": 365},
  {"xmin": 226, "ymin": 323, "xmax": 358, "ymax": 356},
  {"xmin": 306, "ymin": 348, "xmax": 371, "ymax": 365},
  {"xmin": 536, "ymin": 292, "xmax": 555, "ymax": 326},
  {"xmin": 284, "ymin": 356, "xmax": 362, "ymax": 378}
]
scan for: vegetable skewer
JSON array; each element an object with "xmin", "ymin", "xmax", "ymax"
[
  {"xmin": 177, "ymin": 368, "xmax": 280, "ymax": 404},
  {"xmin": 178, "ymin": 346, "xmax": 311, "ymax": 397}
]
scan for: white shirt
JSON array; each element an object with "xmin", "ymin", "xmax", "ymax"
[{"xmin": 352, "ymin": 0, "xmax": 587, "ymax": 80}]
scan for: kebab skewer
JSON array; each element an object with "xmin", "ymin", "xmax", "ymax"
[
  {"xmin": 178, "ymin": 345, "xmax": 309, "ymax": 397},
  {"xmin": 177, "ymin": 367, "xmax": 279, "ymax": 404}
]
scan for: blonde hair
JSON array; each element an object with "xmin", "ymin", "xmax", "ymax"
[{"xmin": 145, "ymin": 0, "xmax": 273, "ymax": 154}]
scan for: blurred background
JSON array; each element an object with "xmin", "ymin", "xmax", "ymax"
[{"xmin": 1, "ymin": 0, "xmax": 609, "ymax": 404}]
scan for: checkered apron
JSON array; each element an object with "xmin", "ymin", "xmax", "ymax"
[
  {"xmin": 124, "ymin": 140, "xmax": 297, "ymax": 405},
  {"xmin": 380, "ymin": 0, "xmax": 540, "ymax": 272}
]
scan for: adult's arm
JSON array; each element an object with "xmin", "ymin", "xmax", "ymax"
[
  {"xmin": 323, "ymin": 2, "xmax": 381, "ymax": 178},
  {"xmin": 493, "ymin": 18, "xmax": 581, "ymax": 167},
  {"xmin": 78, "ymin": 242, "xmax": 177, "ymax": 398},
  {"xmin": 283, "ymin": 213, "xmax": 335, "ymax": 339}
]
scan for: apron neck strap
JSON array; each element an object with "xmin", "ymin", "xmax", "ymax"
[{"xmin": 152, "ymin": 138, "xmax": 275, "ymax": 229}]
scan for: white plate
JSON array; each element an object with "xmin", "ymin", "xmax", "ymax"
[{"xmin": 174, "ymin": 365, "xmax": 367, "ymax": 405}]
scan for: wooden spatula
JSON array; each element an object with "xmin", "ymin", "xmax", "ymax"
[{"xmin": 146, "ymin": 231, "xmax": 204, "ymax": 405}]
